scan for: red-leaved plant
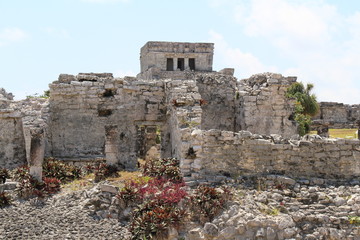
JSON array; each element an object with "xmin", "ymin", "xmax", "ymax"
[{"xmin": 43, "ymin": 177, "xmax": 61, "ymax": 194}]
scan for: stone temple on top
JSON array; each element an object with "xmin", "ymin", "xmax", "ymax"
[{"xmin": 137, "ymin": 41, "xmax": 234, "ymax": 80}]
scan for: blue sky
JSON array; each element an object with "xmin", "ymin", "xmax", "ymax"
[{"xmin": 1, "ymin": 0, "xmax": 360, "ymax": 104}]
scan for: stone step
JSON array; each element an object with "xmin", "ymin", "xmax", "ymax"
[{"xmin": 0, "ymin": 181, "xmax": 18, "ymax": 192}]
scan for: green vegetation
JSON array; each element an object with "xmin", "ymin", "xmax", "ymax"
[
  {"xmin": 310, "ymin": 129, "xmax": 358, "ymax": 139},
  {"xmin": 286, "ymin": 82, "xmax": 320, "ymax": 136},
  {"xmin": 26, "ymin": 90, "xmax": 50, "ymax": 99},
  {"xmin": 348, "ymin": 216, "xmax": 360, "ymax": 225}
]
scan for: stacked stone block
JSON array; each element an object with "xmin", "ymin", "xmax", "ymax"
[
  {"xmin": 188, "ymin": 129, "xmax": 360, "ymax": 182},
  {"xmin": 237, "ymin": 73, "xmax": 297, "ymax": 138}
]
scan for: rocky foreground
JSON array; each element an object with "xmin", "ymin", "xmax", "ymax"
[
  {"xmin": 2, "ymin": 175, "xmax": 360, "ymax": 240},
  {"xmin": 0, "ymin": 189, "xmax": 131, "ymax": 240}
]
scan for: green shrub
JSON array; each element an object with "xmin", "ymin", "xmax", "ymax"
[
  {"xmin": 286, "ymin": 82, "xmax": 319, "ymax": 136},
  {"xmin": 119, "ymin": 177, "xmax": 187, "ymax": 240},
  {"xmin": 118, "ymin": 159, "xmax": 187, "ymax": 240},
  {"xmin": 85, "ymin": 162, "xmax": 119, "ymax": 182},
  {"xmin": 142, "ymin": 158, "xmax": 182, "ymax": 183},
  {"xmin": 11, "ymin": 165, "xmax": 30, "ymax": 182},
  {"xmin": 43, "ymin": 158, "xmax": 82, "ymax": 183},
  {"xmin": 189, "ymin": 185, "xmax": 233, "ymax": 222},
  {"xmin": 130, "ymin": 200, "xmax": 186, "ymax": 240},
  {"xmin": 16, "ymin": 175, "xmax": 45, "ymax": 199}
]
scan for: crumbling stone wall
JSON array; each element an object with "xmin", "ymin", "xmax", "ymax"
[
  {"xmin": 0, "ymin": 110, "xmax": 26, "ymax": 169},
  {"xmin": 195, "ymin": 73, "xmax": 237, "ymax": 131},
  {"xmin": 184, "ymin": 129, "xmax": 360, "ymax": 183},
  {"xmin": 164, "ymin": 79, "xmax": 203, "ymax": 179},
  {"xmin": 0, "ymin": 89, "xmax": 27, "ymax": 169},
  {"xmin": 10, "ymin": 98, "xmax": 50, "ymax": 161},
  {"xmin": 236, "ymin": 73, "xmax": 297, "ymax": 138},
  {"xmin": 48, "ymin": 73, "xmax": 166, "ymax": 168},
  {"xmin": 313, "ymin": 102, "xmax": 360, "ymax": 129}
]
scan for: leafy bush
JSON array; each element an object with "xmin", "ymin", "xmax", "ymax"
[
  {"xmin": 12, "ymin": 162, "xmax": 65, "ymax": 198},
  {"xmin": 189, "ymin": 185, "xmax": 233, "ymax": 222},
  {"xmin": 117, "ymin": 176, "xmax": 152, "ymax": 205},
  {"xmin": 142, "ymin": 158, "xmax": 182, "ymax": 183},
  {"xmin": 0, "ymin": 192, "xmax": 12, "ymax": 208},
  {"xmin": 43, "ymin": 158, "xmax": 82, "ymax": 183},
  {"xmin": 16, "ymin": 175, "xmax": 45, "ymax": 199},
  {"xmin": 117, "ymin": 175, "xmax": 188, "ymax": 239},
  {"xmin": 130, "ymin": 200, "xmax": 186, "ymax": 240},
  {"xmin": 43, "ymin": 177, "xmax": 61, "ymax": 194},
  {"xmin": 0, "ymin": 168, "xmax": 10, "ymax": 184},
  {"xmin": 11, "ymin": 165, "xmax": 30, "ymax": 182},
  {"xmin": 286, "ymin": 82, "xmax": 319, "ymax": 136},
  {"xmin": 85, "ymin": 162, "xmax": 119, "ymax": 182},
  {"xmin": 118, "ymin": 177, "xmax": 187, "ymax": 207}
]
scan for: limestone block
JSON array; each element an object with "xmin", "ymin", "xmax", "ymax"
[{"xmin": 100, "ymin": 184, "xmax": 118, "ymax": 194}]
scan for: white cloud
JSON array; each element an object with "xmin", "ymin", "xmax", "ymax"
[
  {"xmin": 235, "ymin": 0, "xmax": 339, "ymax": 52},
  {"xmin": 81, "ymin": 0, "xmax": 129, "ymax": 3},
  {"xmin": 208, "ymin": 30, "xmax": 277, "ymax": 79},
  {"xmin": 44, "ymin": 28, "xmax": 70, "ymax": 39},
  {"xmin": 0, "ymin": 28, "xmax": 27, "ymax": 46},
  {"xmin": 209, "ymin": 0, "xmax": 360, "ymax": 103}
]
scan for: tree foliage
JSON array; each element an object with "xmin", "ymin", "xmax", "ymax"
[{"xmin": 286, "ymin": 82, "xmax": 320, "ymax": 136}]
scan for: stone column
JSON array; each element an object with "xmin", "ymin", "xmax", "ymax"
[
  {"xmin": 173, "ymin": 58, "xmax": 178, "ymax": 71},
  {"xmin": 29, "ymin": 128, "xmax": 45, "ymax": 182},
  {"xmin": 105, "ymin": 125, "xmax": 119, "ymax": 166},
  {"xmin": 185, "ymin": 58, "xmax": 189, "ymax": 70}
]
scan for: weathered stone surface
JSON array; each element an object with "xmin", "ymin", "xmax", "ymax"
[
  {"xmin": 0, "ymin": 110, "xmax": 26, "ymax": 169},
  {"xmin": 236, "ymin": 73, "xmax": 297, "ymax": 138}
]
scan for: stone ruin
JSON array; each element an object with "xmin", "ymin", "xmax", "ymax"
[{"xmin": 1, "ymin": 41, "xmax": 360, "ymax": 184}]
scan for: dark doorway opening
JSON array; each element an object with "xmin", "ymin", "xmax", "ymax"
[
  {"xmin": 177, "ymin": 58, "xmax": 185, "ymax": 71},
  {"xmin": 166, "ymin": 58, "xmax": 173, "ymax": 71},
  {"xmin": 136, "ymin": 125, "xmax": 161, "ymax": 160},
  {"xmin": 189, "ymin": 58, "xmax": 195, "ymax": 71}
]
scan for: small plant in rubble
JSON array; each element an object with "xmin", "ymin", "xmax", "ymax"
[
  {"xmin": 16, "ymin": 175, "xmax": 45, "ymax": 199},
  {"xmin": 142, "ymin": 157, "xmax": 182, "ymax": 183},
  {"xmin": 189, "ymin": 185, "xmax": 233, "ymax": 223},
  {"xmin": 118, "ymin": 177, "xmax": 187, "ymax": 240},
  {"xmin": 117, "ymin": 157, "xmax": 188, "ymax": 239},
  {"xmin": 43, "ymin": 177, "xmax": 61, "ymax": 194},
  {"xmin": 85, "ymin": 162, "xmax": 119, "ymax": 182}
]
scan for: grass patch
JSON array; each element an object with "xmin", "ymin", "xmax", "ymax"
[
  {"xmin": 61, "ymin": 173, "xmax": 95, "ymax": 193},
  {"xmin": 61, "ymin": 171, "xmax": 142, "ymax": 193},
  {"xmin": 310, "ymin": 129, "xmax": 358, "ymax": 139}
]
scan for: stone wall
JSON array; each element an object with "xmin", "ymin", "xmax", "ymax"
[
  {"xmin": 48, "ymin": 73, "xmax": 166, "ymax": 168},
  {"xmin": 164, "ymin": 79, "xmax": 203, "ymax": 179},
  {"xmin": 312, "ymin": 102, "xmax": 360, "ymax": 129},
  {"xmin": 10, "ymin": 98, "xmax": 50, "ymax": 161},
  {"xmin": 196, "ymin": 73, "xmax": 237, "ymax": 131},
  {"xmin": 184, "ymin": 129, "xmax": 360, "ymax": 183},
  {"xmin": 0, "ymin": 110, "xmax": 26, "ymax": 169},
  {"xmin": 236, "ymin": 73, "xmax": 297, "ymax": 138}
]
